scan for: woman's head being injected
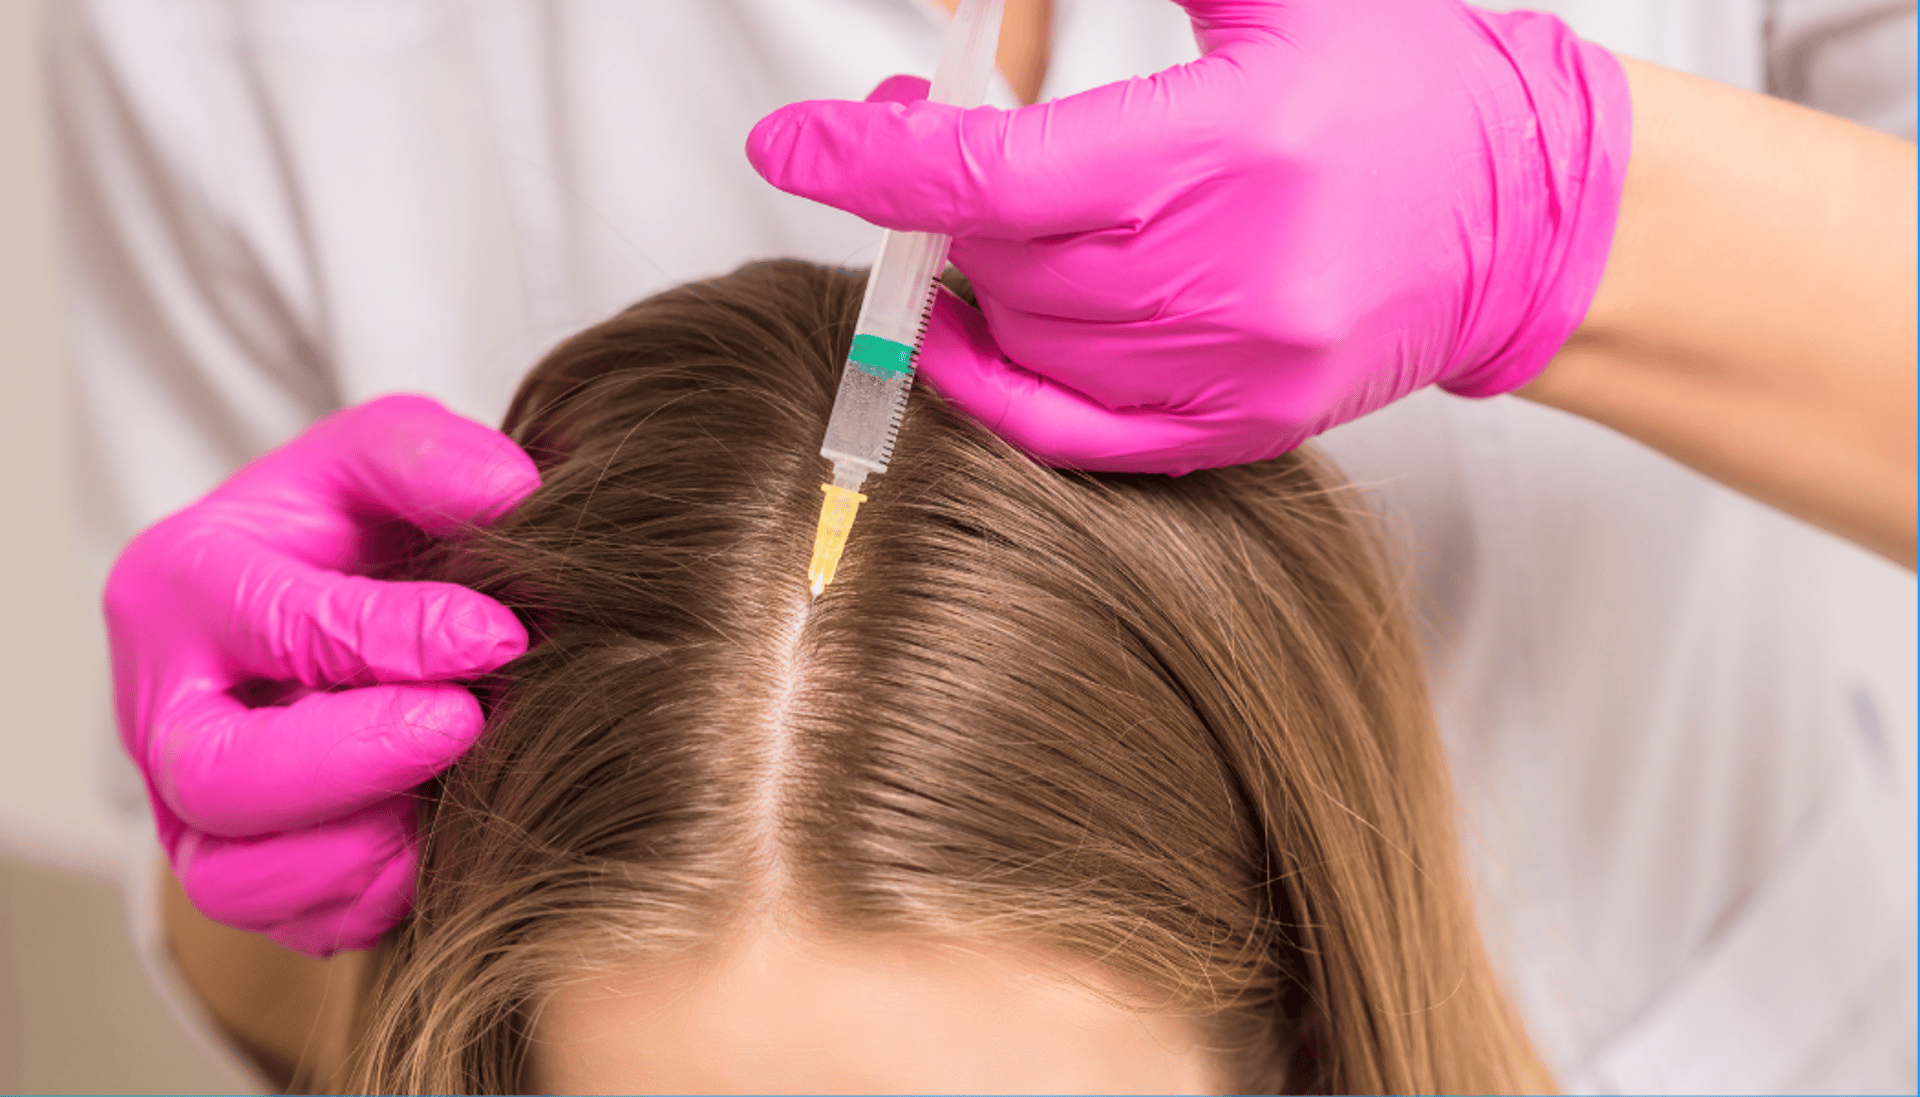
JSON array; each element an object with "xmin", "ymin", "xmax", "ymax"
[{"xmin": 347, "ymin": 261, "xmax": 1551, "ymax": 1094}]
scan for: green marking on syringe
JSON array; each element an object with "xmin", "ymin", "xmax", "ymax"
[{"xmin": 848, "ymin": 333, "xmax": 916, "ymax": 379}]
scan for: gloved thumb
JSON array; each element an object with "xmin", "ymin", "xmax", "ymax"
[
  {"xmin": 1172, "ymin": 0, "xmax": 1287, "ymax": 53},
  {"xmin": 864, "ymin": 73, "xmax": 930, "ymax": 106}
]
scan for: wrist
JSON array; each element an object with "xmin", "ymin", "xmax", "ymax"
[{"xmin": 1522, "ymin": 57, "xmax": 1919, "ymax": 565}]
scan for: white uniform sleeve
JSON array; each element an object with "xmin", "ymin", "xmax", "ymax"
[
  {"xmin": 45, "ymin": 0, "xmax": 339, "ymax": 591},
  {"xmin": 1768, "ymin": 0, "xmax": 1918, "ymax": 139}
]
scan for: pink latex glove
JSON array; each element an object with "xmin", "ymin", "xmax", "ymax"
[
  {"xmin": 747, "ymin": 0, "xmax": 1631, "ymax": 473},
  {"xmin": 104, "ymin": 394, "xmax": 539, "ymax": 956}
]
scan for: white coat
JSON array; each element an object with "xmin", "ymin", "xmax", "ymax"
[{"xmin": 37, "ymin": 0, "xmax": 1918, "ymax": 1091}]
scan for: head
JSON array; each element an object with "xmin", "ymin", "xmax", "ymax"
[{"xmin": 349, "ymin": 261, "xmax": 1549, "ymax": 1093}]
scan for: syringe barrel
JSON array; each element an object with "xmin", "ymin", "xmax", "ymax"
[{"xmin": 821, "ymin": 228, "xmax": 952, "ymax": 474}]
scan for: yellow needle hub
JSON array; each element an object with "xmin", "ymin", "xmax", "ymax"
[{"xmin": 808, "ymin": 482, "xmax": 867, "ymax": 599}]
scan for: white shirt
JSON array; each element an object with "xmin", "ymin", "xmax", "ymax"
[{"xmin": 39, "ymin": 1, "xmax": 1917, "ymax": 1091}]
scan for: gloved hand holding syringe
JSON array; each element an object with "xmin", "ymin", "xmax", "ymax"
[{"xmin": 806, "ymin": 0, "xmax": 1006, "ymax": 597}]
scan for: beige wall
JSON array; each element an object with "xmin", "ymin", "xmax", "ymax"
[
  {"xmin": 0, "ymin": 0, "xmax": 117, "ymax": 868},
  {"xmin": 0, "ymin": 856, "xmax": 251, "ymax": 1092},
  {"xmin": 0, "ymin": 0, "xmax": 249, "ymax": 1089},
  {"xmin": 0, "ymin": 0, "xmax": 1909, "ymax": 1091}
]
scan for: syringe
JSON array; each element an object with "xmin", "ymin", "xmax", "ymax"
[{"xmin": 806, "ymin": 0, "xmax": 1008, "ymax": 599}]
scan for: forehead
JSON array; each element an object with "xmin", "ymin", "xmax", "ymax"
[{"xmin": 527, "ymin": 926, "xmax": 1220, "ymax": 1094}]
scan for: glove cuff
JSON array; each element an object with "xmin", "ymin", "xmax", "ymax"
[{"xmin": 1441, "ymin": 11, "xmax": 1634, "ymax": 399}]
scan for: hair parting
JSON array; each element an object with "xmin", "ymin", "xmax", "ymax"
[{"xmin": 345, "ymin": 260, "xmax": 1551, "ymax": 1094}]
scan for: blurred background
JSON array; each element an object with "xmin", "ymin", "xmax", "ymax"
[
  {"xmin": 0, "ymin": 0, "xmax": 252, "ymax": 1087},
  {"xmin": 0, "ymin": 0, "xmax": 1911, "ymax": 1091}
]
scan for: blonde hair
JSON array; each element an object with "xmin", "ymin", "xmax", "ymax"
[{"xmin": 348, "ymin": 261, "xmax": 1551, "ymax": 1093}]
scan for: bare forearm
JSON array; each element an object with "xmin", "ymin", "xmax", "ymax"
[
  {"xmin": 1522, "ymin": 56, "xmax": 1917, "ymax": 567},
  {"xmin": 161, "ymin": 865, "xmax": 369, "ymax": 1090}
]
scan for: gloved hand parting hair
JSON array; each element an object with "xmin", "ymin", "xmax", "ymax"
[
  {"xmin": 103, "ymin": 394, "xmax": 540, "ymax": 956},
  {"xmin": 747, "ymin": 0, "xmax": 1633, "ymax": 474}
]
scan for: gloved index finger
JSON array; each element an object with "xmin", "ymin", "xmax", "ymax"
[{"xmin": 745, "ymin": 58, "xmax": 1238, "ymax": 242}]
